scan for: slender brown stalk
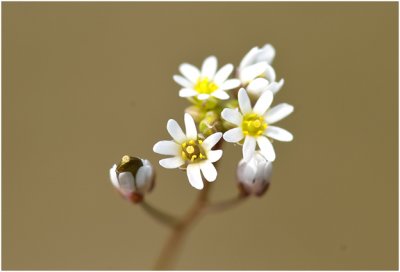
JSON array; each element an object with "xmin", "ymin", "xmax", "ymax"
[
  {"xmin": 140, "ymin": 201, "xmax": 179, "ymax": 228},
  {"xmin": 206, "ymin": 194, "xmax": 248, "ymax": 213},
  {"xmin": 153, "ymin": 181, "xmax": 211, "ymax": 270}
]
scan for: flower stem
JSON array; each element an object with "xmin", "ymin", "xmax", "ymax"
[
  {"xmin": 140, "ymin": 201, "xmax": 179, "ymax": 228},
  {"xmin": 206, "ymin": 194, "xmax": 248, "ymax": 213},
  {"xmin": 153, "ymin": 181, "xmax": 211, "ymax": 270}
]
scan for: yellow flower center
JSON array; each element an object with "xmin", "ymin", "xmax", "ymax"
[
  {"xmin": 242, "ymin": 113, "xmax": 268, "ymax": 137},
  {"xmin": 181, "ymin": 139, "xmax": 207, "ymax": 163},
  {"xmin": 194, "ymin": 77, "xmax": 219, "ymax": 94}
]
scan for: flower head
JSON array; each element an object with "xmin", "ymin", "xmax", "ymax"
[
  {"xmin": 174, "ymin": 56, "xmax": 241, "ymax": 101},
  {"xmin": 109, "ymin": 155, "xmax": 155, "ymax": 203},
  {"xmin": 237, "ymin": 152, "xmax": 272, "ymax": 196},
  {"xmin": 221, "ymin": 88, "xmax": 293, "ymax": 162},
  {"xmin": 238, "ymin": 44, "xmax": 284, "ymax": 96},
  {"xmin": 153, "ymin": 113, "xmax": 223, "ymax": 190}
]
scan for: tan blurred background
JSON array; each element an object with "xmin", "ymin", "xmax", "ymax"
[{"xmin": 2, "ymin": 2, "xmax": 398, "ymax": 270}]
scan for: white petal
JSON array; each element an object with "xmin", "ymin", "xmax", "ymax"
[
  {"xmin": 265, "ymin": 126, "xmax": 293, "ymax": 142},
  {"xmin": 265, "ymin": 103, "xmax": 294, "ymax": 124},
  {"xmin": 179, "ymin": 88, "xmax": 197, "ymax": 97},
  {"xmin": 109, "ymin": 165, "xmax": 119, "ymax": 189},
  {"xmin": 221, "ymin": 79, "xmax": 241, "ymax": 90},
  {"xmin": 200, "ymin": 161, "xmax": 217, "ymax": 182},
  {"xmin": 167, "ymin": 119, "xmax": 186, "ymax": 143},
  {"xmin": 179, "ymin": 63, "xmax": 200, "ymax": 83},
  {"xmin": 153, "ymin": 140, "xmax": 180, "ymax": 156},
  {"xmin": 223, "ymin": 127, "xmax": 244, "ymax": 143},
  {"xmin": 135, "ymin": 166, "xmax": 149, "ymax": 191},
  {"xmin": 208, "ymin": 150, "xmax": 223, "ymax": 162},
  {"xmin": 247, "ymin": 78, "xmax": 269, "ymax": 95},
  {"xmin": 213, "ymin": 64, "xmax": 234, "ymax": 85},
  {"xmin": 173, "ymin": 75, "xmax": 192, "ymax": 88},
  {"xmin": 238, "ymin": 88, "xmax": 252, "ymax": 114},
  {"xmin": 184, "ymin": 113, "xmax": 197, "ymax": 139},
  {"xmin": 221, "ymin": 108, "xmax": 243, "ymax": 126},
  {"xmin": 159, "ymin": 157, "xmax": 184, "ymax": 169},
  {"xmin": 253, "ymin": 90, "xmax": 273, "ymax": 115},
  {"xmin": 187, "ymin": 164, "xmax": 204, "ymax": 190},
  {"xmin": 239, "ymin": 62, "xmax": 268, "ymax": 83},
  {"xmin": 258, "ymin": 44, "xmax": 275, "ymax": 64},
  {"xmin": 118, "ymin": 172, "xmax": 135, "ymax": 193},
  {"xmin": 197, "ymin": 93, "xmax": 210, "ymax": 100},
  {"xmin": 211, "ymin": 90, "xmax": 229, "ymax": 100},
  {"xmin": 268, "ymin": 79, "xmax": 284, "ymax": 94},
  {"xmin": 243, "ymin": 136, "xmax": 256, "ymax": 161},
  {"xmin": 263, "ymin": 64, "xmax": 276, "ymax": 82},
  {"xmin": 202, "ymin": 132, "xmax": 222, "ymax": 150},
  {"xmin": 257, "ymin": 136, "xmax": 276, "ymax": 161},
  {"xmin": 201, "ymin": 56, "xmax": 217, "ymax": 79},
  {"xmin": 239, "ymin": 47, "xmax": 259, "ymax": 70}
]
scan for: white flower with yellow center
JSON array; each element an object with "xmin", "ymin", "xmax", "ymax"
[
  {"xmin": 173, "ymin": 56, "xmax": 241, "ymax": 101},
  {"xmin": 221, "ymin": 88, "xmax": 293, "ymax": 162},
  {"xmin": 153, "ymin": 113, "xmax": 223, "ymax": 190},
  {"xmin": 238, "ymin": 44, "xmax": 284, "ymax": 96}
]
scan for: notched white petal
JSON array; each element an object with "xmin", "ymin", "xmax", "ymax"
[
  {"xmin": 239, "ymin": 62, "xmax": 268, "ymax": 83},
  {"xmin": 207, "ymin": 150, "xmax": 223, "ymax": 163},
  {"xmin": 159, "ymin": 157, "xmax": 184, "ymax": 169},
  {"xmin": 265, "ymin": 103, "xmax": 294, "ymax": 124},
  {"xmin": 153, "ymin": 140, "xmax": 180, "ymax": 156},
  {"xmin": 173, "ymin": 75, "xmax": 192, "ymax": 88},
  {"xmin": 247, "ymin": 78, "xmax": 269, "ymax": 95},
  {"xmin": 265, "ymin": 126, "xmax": 293, "ymax": 142},
  {"xmin": 243, "ymin": 136, "xmax": 256, "ymax": 161},
  {"xmin": 203, "ymin": 132, "xmax": 222, "ymax": 150},
  {"xmin": 167, "ymin": 119, "xmax": 186, "ymax": 143},
  {"xmin": 221, "ymin": 108, "xmax": 243, "ymax": 126},
  {"xmin": 221, "ymin": 79, "xmax": 241, "ymax": 90},
  {"xmin": 238, "ymin": 88, "xmax": 252, "ymax": 114},
  {"xmin": 179, "ymin": 88, "xmax": 197, "ymax": 97},
  {"xmin": 212, "ymin": 90, "xmax": 229, "ymax": 100},
  {"xmin": 201, "ymin": 56, "xmax": 217, "ymax": 79},
  {"xmin": 223, "ymin": 127, "xmax": 244, "ymax": 143},
  {"xmin": 257, "ymin": 136, "xmax": 276, "ymax": 161},
  {"xmin": 200, "ymin": 161, "xmax": 217, "ymax": 182},
  {"xmin": 179, "ymin": 63, "xmax": 200, "ymax": 83},
  {"xmin": 187, "ymin": 164, "xmax": 204, "ymax": 190},
  {"xmin": 213, "ymin": 63, "xmax": 234, "ymax": 84},
  {"xmin": 253, "ymin": 90, "xmax": 273, "ymax": 115},
  {"xmin": 184, "ymin": 113, "xmax": 197, "ymax": 139}
]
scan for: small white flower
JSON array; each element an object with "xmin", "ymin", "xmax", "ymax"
[
  {"xmin": 221, "ymin": 88, "xmax": 294, "ymax": 162},
  {"xmin": 237, "ymin": 152, "xmax": 272, "ymax": 196},
  {"xmin": 153, "ymin": 113, "xmax": 223, "ymax": 190},
  {"xmin": 174, "ymin": 56, "xmax": 241, "ymax": 101},
  {"xmin": 109, "ymin": 156, "xmax": 155, "ymax": 202},
  {"xmin": 238, "ymin": 44, "xmax": 284, "ymax": 95}
]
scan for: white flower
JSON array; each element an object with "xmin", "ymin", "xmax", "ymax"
[
  {"xmin": 153, "ymin": 113, "xmax": 223, "ymax": 190},
  {"xmin": 221, "ymin": 88, "xmax": 294, "ymax": 162},
  {"xmin": 238, "ymin": 44, "xmax": 284, "ymax": 95},
  {"xmin": 174, "ymin": 56, "xmax": 241, "ymax": 101},
  {"xmin": 237, "ymin": 152, "xmax": 272, "ymax": 196},
  {"xmin": 109, "ymin": 156, "xmax": 155, "ymax": 202}
]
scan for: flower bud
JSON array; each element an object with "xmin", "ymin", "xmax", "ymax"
[
  {"xmin": 109, "ymin": 155, "xmax": 155, "ymax": 203},
  {"xmin": 185, "ymin": 105, "xmax": 205, "ymax": 123},
  {"xmin": 199, "ymin": 111, "xmax": 223, "ymax": 137},
  {"xmin": 236, "ymin": 152, "xmax": 272, "ymax": 197}
]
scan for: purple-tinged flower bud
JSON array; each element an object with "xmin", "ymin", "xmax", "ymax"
[
  {"xmin": 109, "ymin": 155, "xmax": 155, "ymax": 203},
  {"xmin": 236, "ymin": 152, "xmax": 272, "ymax": 197}
]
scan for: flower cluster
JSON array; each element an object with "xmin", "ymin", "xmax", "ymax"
[{"xmin": 152, "ymin": 43, "xmax": 294, "ymax": 193}]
